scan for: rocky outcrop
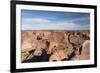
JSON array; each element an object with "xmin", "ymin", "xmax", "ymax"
[{"xmin": 21, "ymin": 30, "xmax": 90, "ymax": 62}]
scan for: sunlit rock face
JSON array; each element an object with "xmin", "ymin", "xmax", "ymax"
[
  {"xmin": 47, "ymin": 31, "xmax": 69, "ymax": 54},
  {"xmin": 21, "ymin": 30, "xmax": 90, "ymax": 62},
  {"xmin": 79, "ymin": 40, "xmax": 90, "ymax": 60},
  {"xmin": 49, "ymin": 49, "xmax": 68, "ymax": 61}
]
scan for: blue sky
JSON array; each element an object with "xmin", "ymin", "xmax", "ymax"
[{"xmin": 21, "ymin": 10, "xmax": 90, "ymax": 30}]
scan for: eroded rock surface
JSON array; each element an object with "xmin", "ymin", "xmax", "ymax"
[{"xmin": 21, "ymin": 30, "xmax": 90, "ymax": 62}]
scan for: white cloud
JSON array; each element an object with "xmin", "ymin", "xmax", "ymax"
[
  {"xmin": 22, "ymin": 18, "xmax": 50, "ymax": 25},
  {"xmin": 73, "ymin": 17, "xmax": 89, "ymax": 22},
  {"xmin": 22, "ymin": 18, "xmax": 89, "ymax": 30}
]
